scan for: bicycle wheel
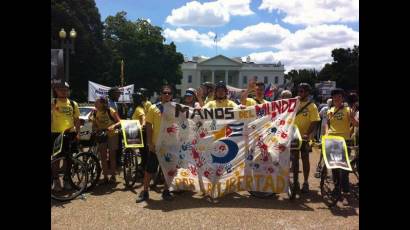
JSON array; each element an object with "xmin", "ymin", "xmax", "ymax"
[
  {"xmin": 75, "ymin": 152, "xmax": 101, "ymax": 191},
  {"xmin": 51, "ymin": 156, "xmax": 88, "ymax": 201},
  {"xmin": 320, "ymin": 165, "xmax": 338, "ymax": 207},
  {"xmin": 123, "ymin": 148, "xmax": 138, "ymax": 188}
]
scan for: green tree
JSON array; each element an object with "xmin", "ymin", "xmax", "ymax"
[
  {"xmin": 285, "ymin": 69, "xmax": 319, "ymax": 95},
  {"xmin": 103, "ymin": 12, "xmax": 184, "ymax": 95},
  {"xmin": 318, "ymin": 46, "xmax": 359, "ymax": 91},
  {"xmin": 51, "ymin": 0, "xmax": 113, "ymax": 101}
]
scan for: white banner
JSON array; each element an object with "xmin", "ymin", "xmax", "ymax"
[
  {"xmin": 156, "ymin": 98, "xmax": 299, "ymax": 198},
  {"xmin": 88, "ymin": 81, "xmax": 134, "ymax": 102}
]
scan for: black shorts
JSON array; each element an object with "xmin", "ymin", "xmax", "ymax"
[
  {"xmin": 145, "ymin": 151, "xmax": 159, "ymax": 174},
  {"xmin": 51, "ymin": 132, "xmax": 77, "ymax": 157}
]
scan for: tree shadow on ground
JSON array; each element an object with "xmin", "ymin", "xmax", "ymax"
[{"xmin": 142, "ymin": 190, "xmax": 316, "ymax": 212}]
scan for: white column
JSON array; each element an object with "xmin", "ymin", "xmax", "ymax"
[
  {"xmin": 225, "ymin": 70, "xmax": 228, "ymax": 84},
  {"xmin": 211, "ymin": 70, "xmax": 215, "ymax": 83}
]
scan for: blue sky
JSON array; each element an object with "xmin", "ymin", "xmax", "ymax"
[{"xmin": 95, "ymin": 0, "xmax": 359, "ymax": 71}]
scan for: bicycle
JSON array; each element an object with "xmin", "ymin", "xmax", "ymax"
[
  {"xmin": 319, "ymin": 141, "xmax": 359, "ymax": 207},
  {"xmin": 120, "ymin": 126, "xmax": 144, "ymax": 188},
  {"xmin": 75, "ymin": 131, "xmax": 103, "ymax": 192},
  {"xmin": 287, "ymin": 138, "xmax": 307, "ymax": 200},
  {"xmin": 51, "ymin": 131, "xmax": 88, "ymax": 201}
]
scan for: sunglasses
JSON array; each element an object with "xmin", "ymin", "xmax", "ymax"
[{"xmin": 162, "ymin": 92, "xmax": 172, "ymax": 95}]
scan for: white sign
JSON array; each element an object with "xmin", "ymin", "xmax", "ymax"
[{"xmin": 88, "ymin": 81, "xmax": 134, "ymax": 102}]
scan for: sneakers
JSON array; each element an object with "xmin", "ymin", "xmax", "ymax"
[
  {"xmin": 53, "ymin": 179, "xmax": 62, "ymax": 192},
  {"xmin": 301, "ymin": 182, "xmax": 309, "ymax": 193},
  {"xmin": 63, "ymin": 180, "xmax": 73, "ymax": 190},
  {"xmin": 162, "ymin": 189, "xmax": 173, "ymax": 201},
  {"xmin": 136, "ymin": 191, "xmax": 149, "ymax": 203}
]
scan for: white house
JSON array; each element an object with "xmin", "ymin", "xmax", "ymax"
[{"xmin": 177, "ymin": 55, "xmax": 285, "ymax": 96}]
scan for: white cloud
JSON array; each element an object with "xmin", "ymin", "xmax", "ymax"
[
  {"xmin": 165, "ymin": 0, "xmax": 253, "ymax": 27},
  {"xmin": 242, "ymin": 24, "xmax": 358, "ymax": 71},
  {"xmin": 163, "ymin": 28, "xmax": 215, "ymax": 47},
  {"xmin": 218, "ymin": 0, "xmax": 254, "ymax": 16},
  {"xmin": 218, "ymin": 23, "xmax": 291, "ymax": 49},
  {"xmin": 259, "ymin": 0, "xmax": 359, "ymax": 25},
  {"xmin": 279, "ymin": 24, "xmax": 359, "ymax": 51}
]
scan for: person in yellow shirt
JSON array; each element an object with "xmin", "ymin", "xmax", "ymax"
[
  {"xmin": 325, "ymin": 88, "xmax": 358, "ymax": 206},
  {"xmin": 203, "ymin": 81, "xmax": 238, "ymax": 108},
  {"xmin": 130, "ymin": 92, "xmax": 148, "ymax": 174},
  {"xmin": 294, "ymin": 83, "xmax": 320, "ymax": 193},
  {"xmin": 136, "ymin": 85, "xmax": 174, "ymax": 202},
  {"xmin": 90, "ymin": 97, "xmax": 121, "ymax": 184},
  {"xmin": 200, "ymin": 82, "xmax": 215, "ymax": 105},
  {"xmin": 240, "ymin": 80, "xmax": 270, "ymax": 106},
  {"xmin": 137, "ymin": 88, "xmax": 153, "ymax": 114},
  {"xmin": 51, "ymin": 82, "xmax": 81, "ymax": 191}
]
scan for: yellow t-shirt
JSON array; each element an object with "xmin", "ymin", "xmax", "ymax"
[
  {"xmin": 327, "ymin": 106, "xmax": 352, "ymax": 140},
  {"xmin": 51, "ymin": 99, "xmax": 80, "ymax": 133},
  {"xmin": 146, "ymin": 104, "xmax": 162, "ymax": 146},
  {"xmin": 244, "ymin": 98, "xmax": 269, "ymax": 106},
  {"xmin": 92, "ymin": 108, "xmax": 118, "ymax": 136},
  {"xmin": 204, "ymin": 95, "xmax": 214, "ymax": 104},
  {"xmin": 294, "ymin": 101, "xmax": 320, "ymax": 135},
  {"xmin": 132, "ymin": 106, "xmax": 145, "ymax": 120},
  {"xmin": 203, "ymin": 99, "xmax": 238, "ymax": 108},
  {"xmin": 143, "ymin": 101, "xmax": 152, "ymax": 114}
]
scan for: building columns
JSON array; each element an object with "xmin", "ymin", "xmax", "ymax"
[
  {"xmin": 225, "ymin": 70, "xmax": 228, "ymax": 84},
  {"xmin": 211, "ymin": 70, "xmax": 215, "ymax": 83}
]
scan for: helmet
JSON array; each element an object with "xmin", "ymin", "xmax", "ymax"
[
  {"xmin": 215, "ymin": 81, "xmax": 227, "ymax": 90},
  {"xmin": 298, "ymin": 83, "xmax": 311, "ymax": 92},
  {"xmin": 53, "ymin": 81, "xmax": 70, "ymax": 89},
  {"xmin": 185, "ymin": 88, "xmax": 196, "ymax": 96}
]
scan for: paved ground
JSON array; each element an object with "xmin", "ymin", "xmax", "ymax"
[{"xmin": 51, "ymin": 147, "xmax": 359, "ymax": 230}]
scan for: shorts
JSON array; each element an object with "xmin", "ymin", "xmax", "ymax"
[
  {"xmin": 51, "ymin": 132, "xmax": 77, "ymax": 157},
  {"xmin": 145, "ymin": 151, "xmax": 159, "ymax": 174}
]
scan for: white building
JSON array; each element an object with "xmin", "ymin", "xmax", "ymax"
[{"xmin": 176, "ymin": 55, "xmax": 285, "ymax": 96}]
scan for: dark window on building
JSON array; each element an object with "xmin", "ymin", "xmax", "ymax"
[
  {"xmin": 188, "ymin": 75, "xmax": 192, "ymax": 83},
  {"xmin": 264, "ymin": 76, "xmax": 268, "ymax": 84},
  {"xmin": 275, "ymin": 76, "xmax": 279, "ymax": 84},
  {"xmin": 243, "ymin": 76, "xmax": 247, "ymax": 84}
]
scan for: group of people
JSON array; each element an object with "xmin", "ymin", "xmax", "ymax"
[{"xmin": 51, "ymin": 79, "xmax": 359, "ymax": 205}]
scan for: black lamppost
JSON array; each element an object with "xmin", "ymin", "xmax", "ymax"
[{"xmin": 58, "ymin": 28, "xmax": 77, "ymax": 83}]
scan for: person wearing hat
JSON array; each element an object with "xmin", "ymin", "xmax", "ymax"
[
  {"xmin": 89, "ymin": 96, "xmax": 121, "ymax": 184},
  {"xmin": 203, "ymin": 81, "xmax": 238, "ymax": 109},
  {"xmin": 51, "ymin": 82, "xmax": 81, "ymax": 191},
  {"xmin": 108, "ymin": 87, "xmax": 122, "ymax": 112},
  {"xmin": 325, "ymin": 88, "xmax": 358, "ymax": 206},
  {"xmin": 138, "ymin": 88, "xmax": 153, "ymax": 114},
  {"xmin": 181, "ymin": 88, "xmax": 201, "ymax": 108},
  {"xmin": 200, "ymin": 82, "xmax": 215, "ymax": 105},
  {"xmin": 293, "ymin": 83, "xmax": 321, "ymax": 194}
]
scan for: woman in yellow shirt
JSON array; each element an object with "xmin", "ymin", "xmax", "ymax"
[
  {"xmin": 325, "ymin": 88, "xmax": 358, "ymax": 206},
  {"xmin": 131, "ymin": 92, "xmax": 148, "ymax": 172},
  {"xmin": 90, "ymin": 97, "xmax": 121, "ymax": 184}
]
